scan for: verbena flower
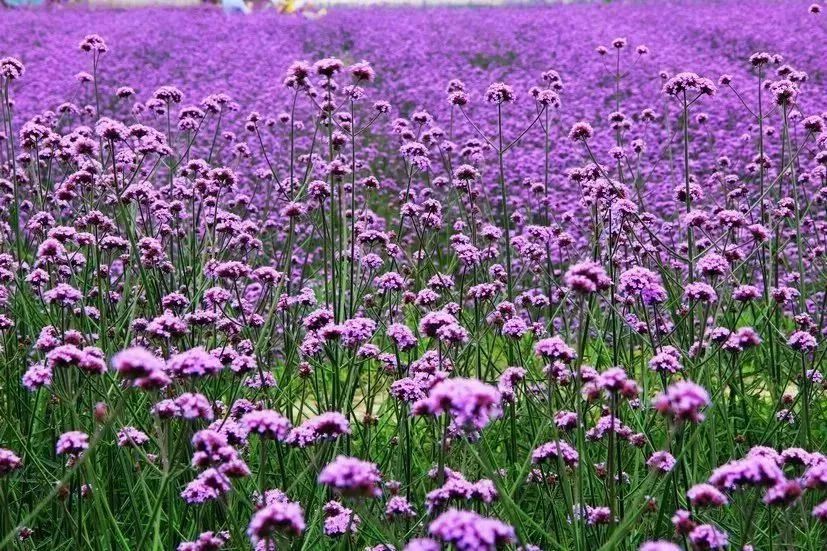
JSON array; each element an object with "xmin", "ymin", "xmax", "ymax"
[
  {"xmin": 318, "ymin": 456, "xmax": 382, "ymax": 498},
  {"xmin": 428, "ymin": 509, "xmax": 515, "ymax": 551}
]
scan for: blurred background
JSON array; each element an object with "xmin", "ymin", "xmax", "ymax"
[{"xmin": 2, "ymin": 0, "xmax": 587, "ymax": 13}]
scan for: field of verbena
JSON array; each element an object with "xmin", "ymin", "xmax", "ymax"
[{"xmin": 1, "ymin": 1, "xmax": 826, "ymax": 550}]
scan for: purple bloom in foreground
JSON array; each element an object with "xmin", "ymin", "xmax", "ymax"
[
  {"xmin": 247, "ymin": 495, "xmax": 306, "ymax": 543},
  {"xmin": 688, "ymin": 524, "xmax": 728, "ymax": 550},
  {"xmin": 639, "ymin": 542, "xmax": 681, "ymax": 551},
  {"xmin": 428, "ymin": 509, "xmax": 515, "ymax": 551},
  {"xmin": 56, "ymin": 431, "xmax": 89, "ymax": 455},
  {"xmin": 0, "ymin": 448, "xmax": 23, "ymax": 475},
  {"xmin": 177, "ymin": 531, "xmax": 229, "ymax": 551},
  {"xmin": 647, "ymin": 451, "xmax": 676, "ymax": 473},
  {"xmin": 318, "ymin": 455, "xmax": 382, "ymax": 498}
]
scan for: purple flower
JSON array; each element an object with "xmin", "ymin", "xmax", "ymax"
[
  {"xmin": 0, "ymin": 56, "xmax": 25, "ymax": 80},
  {"xmin": 684, "ymin": 282, "xmax": 717, "ymax": 303},
  {"xmin": 167, "ymin": 347, "xmax": 223, "ymax": 378},
  {"xmin": 386, "ymin": 495, "xmax": 417, "ymax": 520},
  {"xmin": 688, "ymin": 524, "xmax": 728, "ymax": 550},
  {"xmin": 564, "ymin": 261, "xmax": 611, "ymax": 294},
  {"xmin": 174, "ymin": 393, "xmax": 214, "ymax": 421},
  {"xmin": 534, "ymin": 336, "xmax": 576, "ymax": 363},
  {"xmin": 242, "ymin": 410, "xmax": 292, "ymax": 441},
  {"xmin": 177, "ymin": 531, "xmax": 229, "ymax": 551},
  {"xmin": 788, "ymin": 331, "xmax": 817, "ymax": 352},
  {"xmin": 687, "ymin": 483, "xmax": 728, "ymax": 507},
  {"xmin": 653, "ymin": 381, "xmax": 709, "ymax": 423},
  {"xmin": 112, "ymin": 346, "xmax": 166, "ymax": 383},
  {"xmin": 412, "ymin": 378, "xmax": 502, "ymax": 431},
  {"xmin": 619, "ymin": 267, "xmax": 667, "ymax": 304},
  {"xmin": 708, "ymin": 456, "xmax": 784, "ymax": 491},
  {"xmin": 0, "ymin": 448, "xmax": 23, "ymax": 475},
  {"xmin": 532, "ymin": 440, "xmax": 579, "ymax": 468},
  {"xmin": 43, "ymin": 283, "xmax": 83, "ymax": 307},
  {"xmin": 181, "ymin": 468, "xmax": 231, "ymax": 504},
  {"xmin": 428, "ymin": 509, "xmax": 515, "ymax": 551},
  {"xmin": 648, "ymin": 347, "xmax": 682, "ymax": 374},
  {"xmin": 568, "ymin": 121, "xmax": 594, "ymax": 142},
  {"xmin": 56, "ymin": 431, "xmax": 89, "ymax": 455},
  {"xmin": 762, "ymin": 478, "xmax": 802, "ymax": 507},
  {"xmin": 287, "ymin": 412, "xmax": 350, "ymax": 447},
  {"xmin": 322, "ymin": 500, "xmax": 361, "ymax": 536},
  {"xmin": 117, "ymin": 427, "xmax": 150, "ymax": 447},
  {"xmin": 639, "ymin": 542, "xmax": 681, "ymax": 551},
  {"xmin": 247, "ymin": 496, "xmax": 306, "ymax": 542},
  {"xmin": 318, "ymin": 455, "xmax": 382, "ymax": 498},
  {"xmin": 647, "ymin": 451, "xmax": 676, "ymax": 473},
  {"xmin": 22, "ymin": 363, "xmax": 52, "ymax": 391},
  {"xmin": 388, "ymin": 323, "xmax": 418, "ymax": 351}
]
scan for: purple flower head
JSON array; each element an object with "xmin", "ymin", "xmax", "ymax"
[
  {"xmin": 167, "ymin": 347, "xmax": 223, "ymax": 378},
  {"xmin": 117, "ymin": 426, "xmax": 150, "ymax": 447},
  {"xmin": 709, "ymin": 456, "xmax": 784, "ymax": 491},
  {"xmin": 0, "ymin": 57, "xmax": 25, "ymax": 80},
  {"xmin": 532, "ymin": 440, "xmax": 579, "ymax": 468},
  {"xmin": 177, "ymin": 531, "xmax": 229, "ymax": 551},
  {"xmin": 388, "ymin": 323, "xmax": 418, "ymax": 351},
  {"xmin": 79, "ymin": 34, "xmax": 108, "ymax": 54},
  {"xmin": 619, "ymin": 267, "xmax": 667, "ymax": 304},
  {"xmin": 242, "ymin": 410, "xmax": 292, "ymax": 441},
  {"xmin": 568, "ymin": 121, "xmax": 594, "ymax": 142},
  {"xmin": 564, "ymin": 261, "xmax": 611, "ymax": 294},
  {"xmin": 653, "ymin": 380, "xmax": 709, "ymax": 423},
  {"xmin": 112, "ymin": 346, "xmax": 165, "ymax": 379},
  {"xmin": 404, "ymin": 539, "xmax": 440, "ymax": 551},
  {"xmin": 181, "ymin": 468, "xmax": 231, "ymax": 504},
  {"xmin": 485, "ymin": 82, "xmax": 516, "ymax": 104},
  {"xmin": 247, "ymin": 496, "xmax": 306, "ymax": 542},
  {"xmin": 386, "ymin": 495, "xmax": 417, "ymax": 520},
  {"xmin": 662, "ymin": 72, "xmax": 716, "ymax": 97},
  {"xmin": 534, "ymin": 336, "xmax": 576, "ymax": 363},
  {"xmin": 174, "ymin": 393, "xmax": 214, "ymax": 421},
  {"xmin": 687, "ymin": 483, "xmax": 728, "ymax": 507},
  {"xmin": 647, "ymin": 451, "xmax": 676, "ymax": 473},
  {"xmin": 56, "ymin": 431, "xmax": 89, "ymax": 455},
  {"xmin": 318, "ymin": 455, "xmax": 382, "ymax": 498},
  {"xmin": 322, "ymin": 500, "xmax": 361, "ymax": 537},
  {"xmin": 0, "ymin": 448, "xmax": 23, "ymax": 475},
  {"xmin": 688, "ymin": 524, "xmax": 728, "ymax": 550},
  {"xmin": 428, "ymin": 509, "xmax": 515, "ymax": 551},
  {"xmin": 639, "ymin": 542, "xmax": 681, "ymax": 551},
  {"xmin": 287, "ymin": 412, "xmax": 350, "ymax": 448},
  {"xmin": 412, "ymin": 378, "xmax": 502, "ymax": 431}
]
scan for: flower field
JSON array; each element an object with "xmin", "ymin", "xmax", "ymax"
[{"xmin": 1, "ymin": 1, "xmax": 827, "ymax": 549}]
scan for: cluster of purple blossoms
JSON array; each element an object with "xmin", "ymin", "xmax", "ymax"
[
  {"xmin": 653, "ymin": 381, "xmax": 710, "ymax": 423},
  {"xmin": 412, "ymin": 378, "xmax": 502, "ymax": 431},
  {"xmin": 564, "ymin": 260, "xmax": 612, "ymax": 294},
  {"xmin": 247, "ymin": 491, "xmax": 306, "ymax": 543},
  {"xmin": 318, "ymin": 456, "xmax": 382, "ymax": 498},
  {"xmin": 0, "ymin": 448, "xmax": 23, "ymax": 475},
  {"xmin": 532, "ymin": 440, "xmax": 580, "ymax": 468},
  {"xmin": 1, "ymin": 6, "xmax": 826, "ymax": 549},
  {"xmin": 287, "ymin": 411, "xmax": 350, "ymax": 447},
  {"xmin": 242, "ymin": 410, "xmax": 292, "ymax": 441},
  {"xmin": 56, "ymin": 431, "xmax": 89, "ymax": 456},
  {"xmin": 428, "ymin": 509, "xmax": 515, "ymax": 551}
]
